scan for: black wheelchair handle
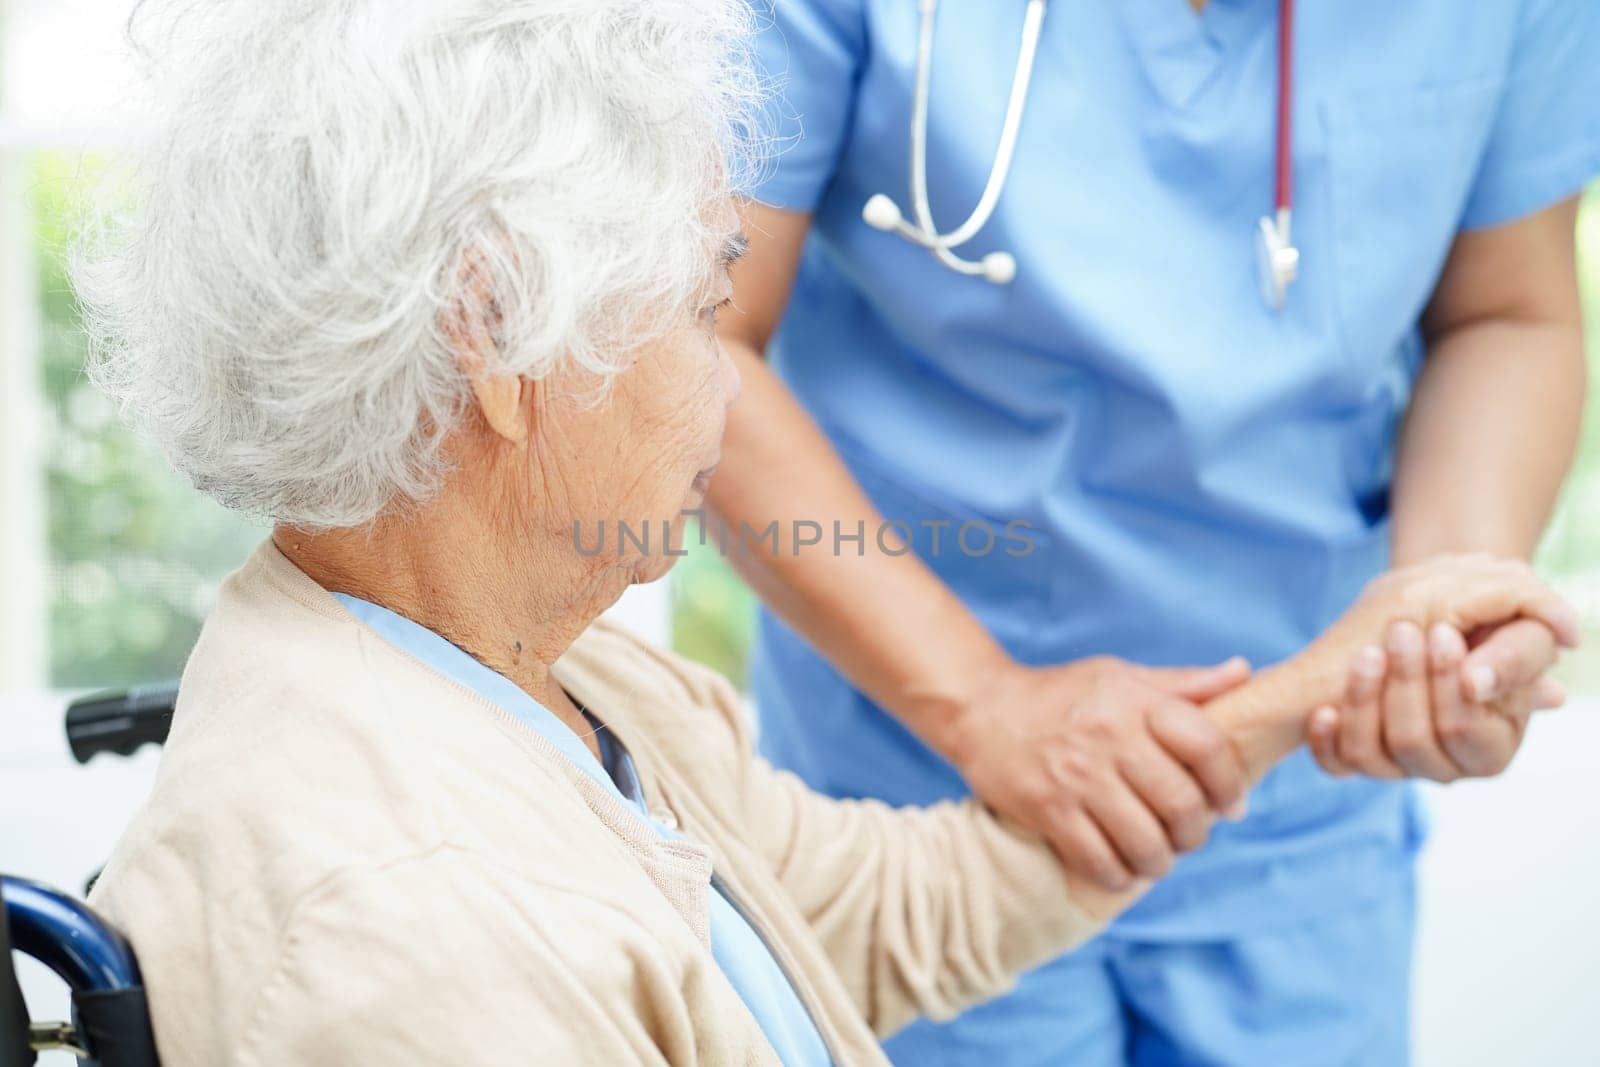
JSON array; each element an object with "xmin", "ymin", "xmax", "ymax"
[{"xmin": 65, "ymin": 684, "xmax": 179, "ymax": 764}]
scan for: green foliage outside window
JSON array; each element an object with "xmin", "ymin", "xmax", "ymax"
[
  {"xmin": 31, "ymin": 151, "xmax": 263, "ymax": 688},
  {"xmin": 670, "ymin": 523, "xmax": 759, "ymax": 685},
  {"xmin": 1534, "ymin": 191, "xmax": 1600, "ymax": 692}
]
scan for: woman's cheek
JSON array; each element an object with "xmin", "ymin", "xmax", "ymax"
[{"xmin": 718, "ymin": 342, "xmax": 742, "ymax": 406}]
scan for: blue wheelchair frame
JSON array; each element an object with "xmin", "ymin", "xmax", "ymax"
[
  {"xmin": 4, "ymin": 684, "xmax": 175, "ymax": 1066},
  {"xmin": 3, "ymin": 875, "xmax": 160, "ymax": 1066}
]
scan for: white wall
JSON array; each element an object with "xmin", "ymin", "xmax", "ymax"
[
  {"xmin": 604, "ymin": 579, "xmax": 672, "ymax": 648},
  {"xmin": 5, "ymin": 688, "xmax": 1599, "ymax": 1065},
  {"xmin": 1412, "ymin": 707, "xmax": 1600, "ymax": 1064}
]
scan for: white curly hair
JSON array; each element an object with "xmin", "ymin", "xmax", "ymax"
[{"xmin": 73, "ymin": 0, "xmax": 762, "ymax": 528}]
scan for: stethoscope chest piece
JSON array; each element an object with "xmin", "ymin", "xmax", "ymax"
[{"xmin": 1255, "ymin": 209, "xmax": 1300, "ymax": 312}]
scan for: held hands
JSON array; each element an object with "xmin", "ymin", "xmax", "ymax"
[
  {"xmin": 949, "ymin": 656, "xmax": 1251, "ymax": 892},
  {"xmin": 1216, "ymin": 554, "xmax": 1581, "ymax": 778},
  {"xmin": 951, "ymin": 554, "xmax": 1580, "ymax": 894},
  {"xmin": 1304, "ymin": 561, "xmax": 1579, "ymax": 781}
]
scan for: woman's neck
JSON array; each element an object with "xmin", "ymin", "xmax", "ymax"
[{"xmin": 273, "ymin": 504, "xmax": 627, "ymax": 756}]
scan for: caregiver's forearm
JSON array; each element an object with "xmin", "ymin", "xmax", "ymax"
[
  {"xmin": 1391, "ymin": 201, "xmax": 1587, "ymax": 566},
  {"xmin": 707, "ymin": 339, "xmax": 1009, "ymax": 753},
  {"xmin": 1391, "ymin": 319, "xmax": 1585, "ymax": 564}
]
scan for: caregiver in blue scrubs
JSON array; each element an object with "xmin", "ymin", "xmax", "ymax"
[{"xmin": 708, "ymin": 0, "xmax": 1600, "ymax": 1062}]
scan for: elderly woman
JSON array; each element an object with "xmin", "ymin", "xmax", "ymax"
[{"xmin": 77, "ymin": 1, "xmax": 1578, "ymax": 1064}]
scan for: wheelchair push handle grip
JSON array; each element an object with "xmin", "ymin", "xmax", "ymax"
[{"xmin": 65, "ymin": 683, "xmax": 179, "ymax": 763}]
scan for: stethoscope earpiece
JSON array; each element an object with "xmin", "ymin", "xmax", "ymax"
[
  {"xmin": 980, "ymin": 252, "xmax": 1017, "ymax": 286},
  {"xmin": 862, "ymin": 194, "xmax": 904, "ymax": 232}
]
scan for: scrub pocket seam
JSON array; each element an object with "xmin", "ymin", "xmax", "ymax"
[{"xmin": 1320, "ymin": 75, "xmax": 1505, "ymax": 369}]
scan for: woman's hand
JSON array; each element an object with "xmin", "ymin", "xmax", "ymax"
[
  {"xmin": 951, "ymin": 656, "xmax": 1251, "ymax": 892},
  {"xmin": 1306, "ymin": 617, "xmax": 1568, "ymax": 781}
]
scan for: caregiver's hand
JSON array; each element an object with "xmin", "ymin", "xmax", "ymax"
[
  {"xmin": 1305, "ymin": 618, "xmax": 1568, "ymax": 781},
  {"xmin": 1312, "ymin": 555, "xmax": 1577, "ymax": 661},
  {"xmin": 952, "ymin": 656, "xmax": 1251, "ymax": 891}
]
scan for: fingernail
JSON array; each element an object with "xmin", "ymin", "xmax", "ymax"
[
  {"xmin": 1224, "ymin": 797, "xmax": 1249, "ymax": 821},
  {"xmin": 1310, "ymin": 706, "xmax": 1338, "ymax": 734},
  {"xmin": 1428, "ymin": 623, "xmax": 1460, "ymax": 666},
  {"xmin": 1355, "ymin": 645, "xmax": 1385, "ymax": 677},
  {"xmin": 1387, "ymin": 621, "xmax": 1424, "ymax": 659},
  {"xmin": 1467, "ymin": 664, "xmax": 1498, "ymax": 703}
]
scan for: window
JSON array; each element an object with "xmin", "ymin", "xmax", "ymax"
[{"xmin": 2, "ymin": 0, "xmax": 269, "ymax": 688}]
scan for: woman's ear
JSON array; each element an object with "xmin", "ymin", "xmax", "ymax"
[
  {"xmin": 444, "ymin": 252, "xmax": 528, "ymax": 445},
  {"xmin": 468, "ymin": 372, "xmax": 528, "ymax": 445}
]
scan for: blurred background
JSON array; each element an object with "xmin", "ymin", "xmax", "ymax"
[{"xmin": 3, "ymin": 1, "xmax": 1598, "ymax": 1063}]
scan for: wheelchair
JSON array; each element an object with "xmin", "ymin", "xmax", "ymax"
[{"xmin": 4, "ymin": 684, "xmax": 176, "ymax": 1066}]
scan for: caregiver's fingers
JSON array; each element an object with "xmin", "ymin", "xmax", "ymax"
[
  {"xmin": 1050, "ymin": 804, "xmax": 1139, "ymax": 892},
  {"xmin": 1307, "ymin": 705, "xmax": 1353, "ymax": 777},
  {"xmin": 1459, "ymin": 619, "xmax": 1560, "ymax": 706},
  {"xmin": 1146, "ymin": 699, "xmax": 1249, "ymax": 815},
  {"xmin": 1381, "ymin": 621, "xmax": 1461, "ymax": 781},
  {"xmin": 1119, "ymin": 740, "xmax": 1217, "ymax": 853},
  {"xmin": 1420, "ymin": 555, "xmax": 1581, "ymax": 649},
  {"xmin": 1337, "ymin": 645, "xmax": 1406, "ymax": 779},
  {"xmin": 1530, "ymin": 676, "xmax": 1567, "ymax": 710},
  {"xmin": 1084, "ymin": 775, "xmax": 1178, "ymax": 881},
  {"xmin": 1141, "ymin": 656, "xmax": 1252, "ymax": 703}
]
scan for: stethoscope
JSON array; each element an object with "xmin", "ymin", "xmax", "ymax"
[{"xmin": 862, "ymin": 0, "xmax": 1301, "ymax": 310}]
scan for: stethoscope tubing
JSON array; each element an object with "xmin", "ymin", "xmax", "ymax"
[
  {"xmin": 866, "ymin": 0, "xmax": 1299, "ymax": 303},
  {"xmin": 908, "ymin": 0, "xmax": 1046, "ymax": 255},
  {"xmin": 1274, "ymin": 0, "xmax": 1294, "ymax": 216}
]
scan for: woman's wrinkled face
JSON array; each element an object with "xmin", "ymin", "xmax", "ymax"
[{"xmin": 530, "ymin": 222, "xmax": 745, "ymax": 586}]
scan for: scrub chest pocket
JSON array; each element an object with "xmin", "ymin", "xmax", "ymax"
[{"xmin": 1323, "ymin": 77, "xmax": 1505, "ymax": 367}]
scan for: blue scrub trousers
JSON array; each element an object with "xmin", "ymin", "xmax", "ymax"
[{"xmin": 885, "ymin": 874, "xmax": 1415, "ymax": 1067}]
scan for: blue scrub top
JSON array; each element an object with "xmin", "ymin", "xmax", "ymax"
[
  {"xmin": 748, "ymin": 0, "xmax": 1600, "ymax": 939},
  {"xmin": 332, "ymin": 595, "xmax": 831, "ymax": 1067}
]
